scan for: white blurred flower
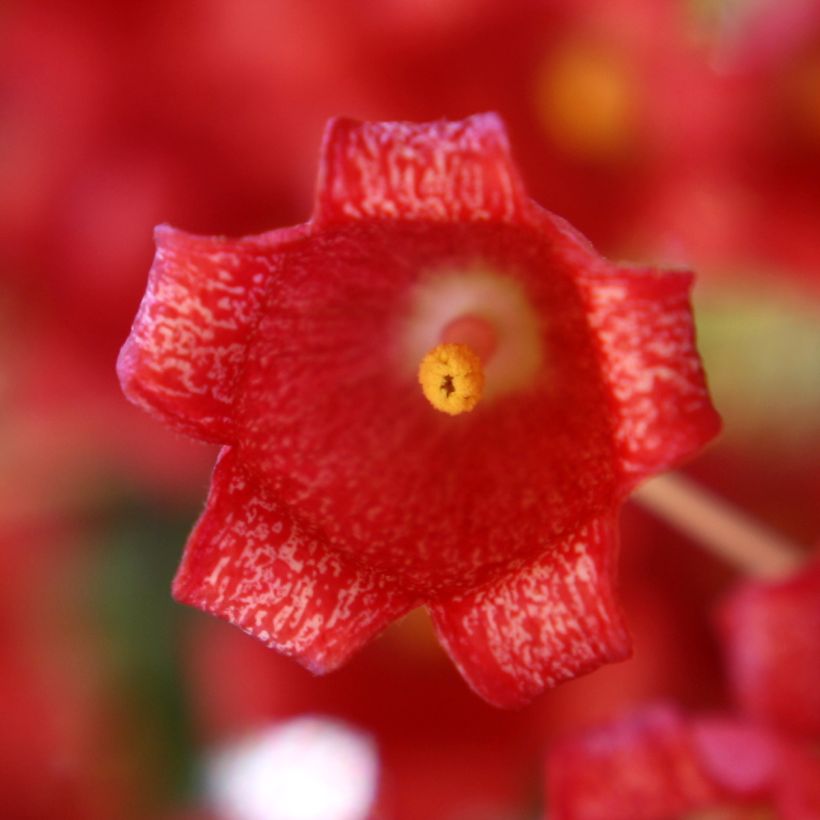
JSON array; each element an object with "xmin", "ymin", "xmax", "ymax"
[{"xmin": 207, "ymin": 716, "xmax": 379, "ymax": 820}]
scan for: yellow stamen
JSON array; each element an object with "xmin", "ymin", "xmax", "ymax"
[{"xmin": 418, "ymin": 343, "xmax": 484, "ymax": 415}]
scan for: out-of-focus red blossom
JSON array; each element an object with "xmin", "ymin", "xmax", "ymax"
[
  {"xmin": 718, "ymin": 557, "xmax": 820, "ymax": 738},
  {"xmin": 546, "ymin": 703, "xmax": 820, "ymax": 820},
  {"xmin": 0, "ymin": 520, "xmax": 137, "ymax": 820},
  {"xmin": 632, "ymin": 0, "xmax": 820, "ymax": 292},
  {"xmin": 1, "ymin": 1, "xmax": 337, "ymax": 371},
  {"xmin": 706, "ymin": 0, "xmax": 820, "ymax": 68},
  {"xmin": 546, "ymin": 502, "xmax": 820, "ymax": 819},
  {"xmin": 731, "ymin": 4, "xmax": 820, "ymax": 290},
  {"xmin": 118, "ymin": 113, "xmax": 719, "ymax": 707}
]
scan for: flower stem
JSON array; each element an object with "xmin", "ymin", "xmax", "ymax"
[{"xmin": 632, "ymin": 472, "xmax": 806, "ymax": 580}]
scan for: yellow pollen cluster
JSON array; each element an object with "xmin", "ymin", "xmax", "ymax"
[{"xmin": 418, "ymin": 343, "xmax": 485, "ymax": 415}]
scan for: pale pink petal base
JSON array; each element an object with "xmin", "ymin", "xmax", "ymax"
[
  {"xmin": 429, "ymin": 515, "xmax": 631, "ymax": 708},
  {"xmin": 173, "ymin": 448, "xmax": 418, "ymax": 673}
]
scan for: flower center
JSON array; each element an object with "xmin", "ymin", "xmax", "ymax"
[
  {"xmin": 401, "ymin": 268, "xmax": 543, "ymax": 405},
  {"xmin": 418, "ymin": 342, "xmax": 485, "ymax": 415}
]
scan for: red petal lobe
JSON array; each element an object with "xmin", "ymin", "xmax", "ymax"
[
  {"xmin": 579, "ymin": 265, "xmax": 721, "ymax": 485},
  {"xmin": 117, "ymin": 225, "xmax": 300, "ymax": 442},
  {"xmin": 718, "ymin": 559, "xmax": 820, "ymax": 737},
  {"xmin": 315, "ymin": 113, "xmax": 527, "ymax": 225},
  {"xmin": 428, "ymin": 516, "xmax": 630, "ymax": 708},
  {"xmin": 173, "ymin": 448, "xmax": 417, "ymax": 673}
]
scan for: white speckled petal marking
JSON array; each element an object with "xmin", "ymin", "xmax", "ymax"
[
  {"xmin": 428, "ymin": 516, "xmax": 630, "ymax": 708},
  {"xmin": 579, "ymin": 265, "xmax": 721, "ymax": 485},
  {"xmin": 173, "ymin": 448, "xmax": 418, "ymax": 673},
  {"xmin": 117, "ymin": 225, "xmax": 299, "ymax": 442},
  {"xmin": 315, "ymin": 113, "xmax": 528, "ymax": 224}
]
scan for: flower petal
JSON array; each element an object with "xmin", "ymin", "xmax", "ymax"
[
  {"xmin": 690, "ymin": 718, "xmax": 780, "ymax": 797},
  {"xmin": 172, "ymin": 447, "xmax": 417, "ymax": 673},
  {"xmin": 775, "ymin": 744, "xmax": 820, "ymax": 820},
  {"xmin": 578, "ymin": 264, "xmax": 721, "ymax": 486},
  {"xmin": 546, "ymin": 706, "xmax": 798, "ymax": 819},
  {"xmin": 546, "ymin": 706, "xmax": 735, "ymax": 820},
  {"xmin": 718, "ymin": 558, "xmax": 820, "ymax": 737},
  {"xmin": 314, "ymin": 113, "xmax": 527, "ymax": 224},
  {"xmin": 117, "ymin": 224, "xmax": 306, "ymax": 442},
  {"xmin": 428, "ymin": 515, "xmax": 630, "ymax": 708}
]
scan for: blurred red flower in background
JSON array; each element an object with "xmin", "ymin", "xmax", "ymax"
[
  {"xmin": 546, "ymin": 703, "xmax": 820, "ymax": 819},
  {"xmin": 545, "ymin": 536, "xmax": 820, "ymax": 819},
  {"xmin": 627, "ymin": 0, "xmax": 820, "ymax": 297},
  {"xmin": 719, "ymin": 558, "xmax": 820, "ymax": 738}
]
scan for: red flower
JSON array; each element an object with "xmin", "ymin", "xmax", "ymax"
[
  {"xmin": 118, "ymin": 113, "xmax": 719, "ymax": 707},
  {"xmin": 718, "ymin": 558, "xmax": 820, "ymax": 738},
  {"xmin": 546, "ymin": 703, "xmax": 820, "ymax": 819},
  {"xmin": 632, "ymin": 2, "xmax": 820, "ymax": 292}
]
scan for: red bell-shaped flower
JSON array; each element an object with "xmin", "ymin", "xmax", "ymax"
[
  {"xmin": 118, "ymin": 113, "xmax": 719, "ymax": 707},
  {"xmin": 546, "ymin": 703, "xmax": 820, "ymax": 819},
  {"xmin": 718, "ymin": 558, "xmax": 820, "ymax": 737}
]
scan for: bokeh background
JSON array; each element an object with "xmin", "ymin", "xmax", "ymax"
[{"xmin": 2, "ymin": 1, "xmax": 819, "ymax": 818}]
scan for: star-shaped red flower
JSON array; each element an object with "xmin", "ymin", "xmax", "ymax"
[{"xmin": 118, "ymin": 113, "xmax": 719, "ymax": 707}]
